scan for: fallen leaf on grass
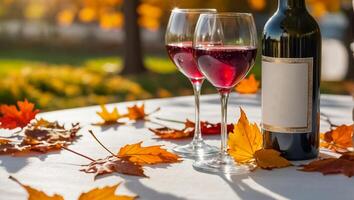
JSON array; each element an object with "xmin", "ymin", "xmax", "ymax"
[
  {"xmin": 235, "ymin": 74, "xmax": 259, "ymax": 94},
  {"xmin": 254, "ymin": 149, "xmax": 292, "ymax": 169},
  {"xmin": 0, "ymin": 100, "xmax": 39, "ymax": 129},
  {"xmin": 320, "ymin": 124, "xmax": 353, "ymax": 153},
  {"xmin": 78, "ymin": 183, "xmax": 137, "ymax": 200},
  {"xmin": 81, "ymin": 156, "xmax": 147, "ymax": 179},
  {"xmin": 118, "ymin": 142, "xmax": 181, "ymax": 165},
  {"xmin": 228, "ymin": 108, "xmax": 263, "ymax": 163},
  {"xmin": 9, "ymin": 176, "xmax": 64, "ymax": 200},
  {"xmin": 0, "ymin": 119, "xmax": 80, "ymax": 155},
  {"xmin": 299, "ymin": 152, "xmax": 354, "ymax": 177}
]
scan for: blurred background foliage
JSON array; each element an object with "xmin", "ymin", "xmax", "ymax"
[{"xmin": 0, "ymin": 0, "xmax": 352, "ymax": 111}]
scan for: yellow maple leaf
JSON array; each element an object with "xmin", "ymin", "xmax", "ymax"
[
  {"xmin": 78, "ymin": 183, "xmax": 136, "ymax": 200},
  {"xmin": 254, "ymin": 149, "xmax": 291, "ymax": 169},
  {"xmin": 96, "ymin": 105, "xmax": 124, "ymax": 125},
  {"xmin": 235, "ymin": 74, "xmax": 260, "ymax": 94},
  {"xmin": 9, "ymin": 176, "xmax": 64, "ymax": 200},
  {"xmin": 228, "ymin": 108, "xmax": 262, "ymax": 163},
  {"xmin": 118, "ymin": 142, "xmax": 181, "ymax": 165},
  {"xmin": 127, "ymin": 104, "xmax": 146, "ymax": 120}
]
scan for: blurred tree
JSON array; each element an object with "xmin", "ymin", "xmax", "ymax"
[{"xmin": 121, "ymin": 0, "xmax": 146, "ymax": 74}]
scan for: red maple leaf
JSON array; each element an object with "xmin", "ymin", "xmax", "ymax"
[{"xmin": 0, "ymin": 100, "xmax": 39, "ymax": 129}]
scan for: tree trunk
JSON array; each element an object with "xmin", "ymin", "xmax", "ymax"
[
  {"xmin": 121, "ymin": 0, "xmax": 146, "ymax": 74},
  {"xmin": 344, "ymin": 8, "xmax": 354, "ymax": 80}
]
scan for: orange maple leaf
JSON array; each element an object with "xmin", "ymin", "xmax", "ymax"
[
  {"xmin": 127, "ymin": 104, "xmax": 146, "ymax": 120},
  {"xmin": 81, "ymin": 156, "xmax": 147, "ymax": 179},
  {"xmin": 78, "ymin": 183, "xmax": 137, "ymax": 200},
  {"xmin": 10, "ymin": 176, "xmax": 136, "ymax": 200},
  {"xmin": 235, "ymin": 74, "xmax": 260, "ymax": 94},
  {"xmin": 9, "ymin": 176, "xmax": 64, "ymax": 200},
  {"xmin": 320, "ymin": 124, "xmax": 353, "ymax": 153},
  {"xmin": 118, "ymin": 142, "xmax": 181, "ymax": 165},
  {"xmin": 0, "ymin": 100, "xmax": 39, "ymax": 129},
  {"xmin": 299, "ymin": 152, "xmax": 354, "ymax": 177},
  {"xmin": 254, "ymin": 149, "xmax": 291, "ymax": 169},
  {"xmin": 228, "ymin": 108, "xmax": 263, "ymax": 163},
  {"xmin": 149, "ymin": 127, "xmax": 194, "ymax": 139}
]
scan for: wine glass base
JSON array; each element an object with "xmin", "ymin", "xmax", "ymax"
[
  {"xmin": 193, "ymin": 153, "xmax": 251, "ymax": 174},
  {"xmin": 173, "ymin": 140, "xmax": 218, "ymax": 158}
]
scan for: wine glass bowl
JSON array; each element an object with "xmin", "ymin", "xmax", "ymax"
[
  {"xmin": 165, "ymin": 8, "xmax": 219, "ymax": 157},
  {"xmin": 193, "ymin": 12, "xmax": 258, "ymax": 174}
]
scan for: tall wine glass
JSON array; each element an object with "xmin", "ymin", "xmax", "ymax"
[
  {"xmin": 193, "ymin": 13, "xmax": 258, "ymax": 173},
  {"xmin": 165, "ymin": 8, "xmax": 219, "ymax": 157}
]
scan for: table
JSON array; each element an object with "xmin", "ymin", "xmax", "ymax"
[{"xmin": 0, "ymin": 93, "xmax": 353, "ymax": 200}]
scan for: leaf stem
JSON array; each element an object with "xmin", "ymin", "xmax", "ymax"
[
  {"xmin": 88, "ymin": 130, "xmax": 118, "ymax": 158},
  {"xmin": 9, "ymin": 176, "xmax": 22, "ymax": 186},
  {"xmin": 147, "ymin": 107, "xmax": 161, "ymax": 116},
  {"xmin": 62, "ymin": 146, "xmax": 95, "ymax": 162},
  {"xmin": 153, "ymin": 117, "xmax": 185, "ymax": 124},
  {"xmin": 320, "ymin": 112, "xmax": 339, "ymax": 129}
]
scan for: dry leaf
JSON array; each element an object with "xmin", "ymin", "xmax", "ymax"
[
  {"xmin": 81, "ymin": 156, "xmax": 147, "ymax": 179},
  {"xmin": 299, "ymin": 152, "xmax": 354, "ymax": 177},
  {"xmin": 149, "ymin": 127, "xmax": 194, "ymax": 139},
  {"xmin": 118, "ymin": 142, "xmax": 181, "ymax": 165},
  {"xmin": 254, "ymin": 149, "xmax": 291, "ymax": 169},
  {"xmin": 10, "ymin": 176, "xmax": 136, "ymax": 200},
  {"xmin": 0, "ymin": 100, "xmax": 39, "ymax": 129},
  {"xmin": 0, "ymin": 119, "xmax": 80, "ymax": 155},
  {"xmin": 228, "ymin": 108, "xmax": 263, "ymax": 163},
  {"xmin": 127, "ymin": 104, "xmax": 146, "ymax": 120},
  {"xmin": 185, "ymin": 119, "xmax": 234, "ymax": 135},
  {"xmin": 235, "ymin": 74, "xmax": 260, "ymax": 94},
  {"xmin": 78, "ymin": 183, "xmax": 136, "ymax": 200},
  {"xmin": 320, "ymin": 124, "xmax": 353, "ymax": 153},
  {"xmin": 0, "ymin": 137, "xmax": 11, "ymax": 145},
  {"xmin": 150, "ymin": 119, "xmax": 234, "ymax": 139},
  {"xmin": 94, "ymin": 105, "xmax": 125, "ymax": 126},
  {"xmin": 9, "ymin": 176, "xmax": 64, "ymax": 200}
]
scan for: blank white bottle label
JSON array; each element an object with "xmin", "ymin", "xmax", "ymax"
[{"xmin": 262, "ymin": 56, "xmax": 313, "ymax": 133}]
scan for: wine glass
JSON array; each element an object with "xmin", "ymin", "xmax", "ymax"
[
  {"xmin": 165, "ymin": 8, "xmax": 219, "ymax": 157},
  {"xmin": 193, "ymin": 13, "xmax": 258, "ymax": 174}
]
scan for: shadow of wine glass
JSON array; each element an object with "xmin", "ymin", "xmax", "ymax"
[
  {"xmin": 191, "ymin": 164, "xmax": 281, "ymax": 200},
  {"xmin": 0, "ymin": 151, "xmax": 61, "ymax": 174},
  {"xmin": 246, "ymin": 167, "xmax": 354, "ymax": 200},
  {"xmin": 123, "ymin": 176, "xmax": 188, "ymax": 200}
]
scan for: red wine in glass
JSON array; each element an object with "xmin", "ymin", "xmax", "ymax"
[
  {"xmin": 194, "ymin": 46, "xmax": 257, "ymax": 90},
  {"xmin": 166, "ymin": 42, "xmax": 204, "ymax": 84}
]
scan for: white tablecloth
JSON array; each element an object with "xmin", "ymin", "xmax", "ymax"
[{"xmin": 0, "ymin": 93, "xmax": 353, "ymax": 200}]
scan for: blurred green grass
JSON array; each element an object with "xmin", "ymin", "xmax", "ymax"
[{"xmin": 0, "ymin": 48, "xmax": 350, "ymax": 111}]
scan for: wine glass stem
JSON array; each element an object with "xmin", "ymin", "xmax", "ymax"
[
  {"xmin": 192, "ymin": 81, "xmax": 204, "ymax": 143},
  {"xmin": 220, "ymin": 91, "xmax": 230, "ymax": 156}
]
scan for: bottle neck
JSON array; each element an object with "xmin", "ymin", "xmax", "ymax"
[{"xmin": 278, "ymin": 0, "xmax": 306, "ymax": 10}]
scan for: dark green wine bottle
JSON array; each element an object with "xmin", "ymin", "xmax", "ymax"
[{"xmin": 262, "ymin": 0, "xmax": 321, "ymax": 160}]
